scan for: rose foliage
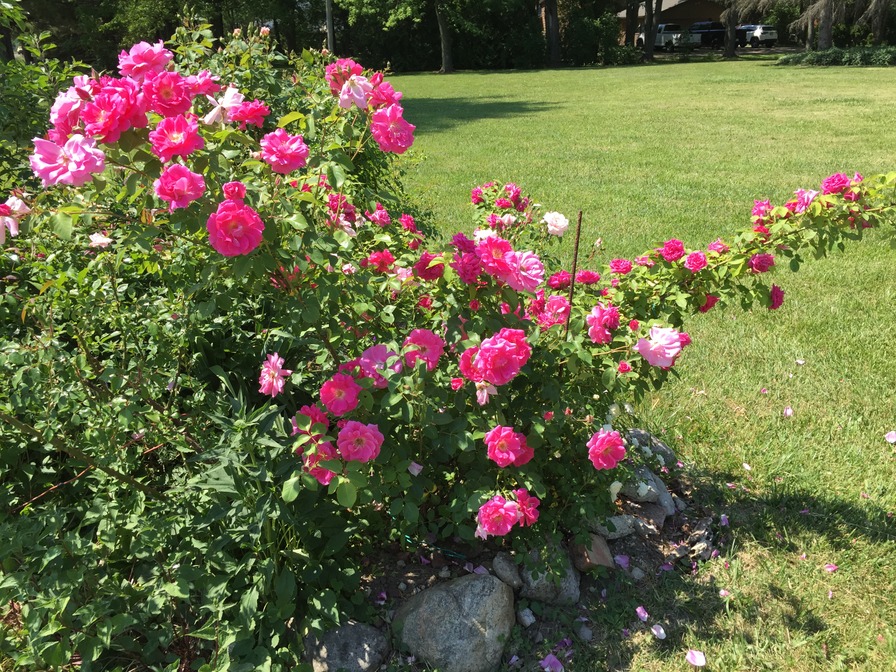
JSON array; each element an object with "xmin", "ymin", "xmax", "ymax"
[{"xmin": 2, "ymin": 25, "xmax": 896, "ymax": 671}]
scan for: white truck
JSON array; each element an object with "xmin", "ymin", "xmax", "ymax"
[{"xmin": 636, "ymin": 23, "xmax": 700, "ymax": 51}]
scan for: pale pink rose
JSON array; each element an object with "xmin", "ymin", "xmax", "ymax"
[
  {"xmin": 118, "ymin": 41, "xmax": 173, "ymax": 82},
  {"xmin": 513, "ymin": 488, "xmax": 540, "ymax": 526},
  {"xmin": 587, "ymin": 429, "xmax": 626, "ymax": 470},
  {"xmin": 370, "ymin": 104, "xmax": 415, "ymax": 154},
  {"xmin": 320, "ymin": 372, "xmax": 363, "ymax": 416},
  {"xmin": 185, "ymin": 70, "xmax": 221, "ymax": 96},
  {"xmin": 88, "ymin": 232, "xmax": 112, "ymax": 248},
  {"xmin": 475, "ymin": 381, "xmax": 498, "ymax": 406},
  {"xmin": 338, "ymin": 75, "xmax": 373, "ymax": 109},
  {"xmin": 505, "ymin": 250, "xmax": 544, "ymax": 293},
  {"xmin": 206, "ymin": 199, "xmax": 265, "ymax": 256},
  {"xmin": 49, "ymin": 85, "xmax": 86, "ymax": 142},
  {"xmin": 683, "ymin": 251, "xmax": 707, "ymax": 273},
  {"xmin": 536, "ymin": 294, "xmax": 571, "ymax": 329},
  {"xmin": 258, "ymin": 352, "xmax": 292, "ymax": 397},
  {"xmin": 337, "ymin": 421, "xmax": 384, "ymax": 463},
  {"xmin": 0, "ymin": 196, "xmax": 29, "ymax": 243},
  {"xmin": 30, "ymin": 134, "xmax": 105, "ymax": 187},
  {"xmin": 707, "ymin": 238, "xmax": 729, "ymax": 254},
  {"xmin": 148, "ymin": 114, "xmax": 205, "ymax": 163},
  {"xmin": 154, "ymin": 164, "xmax": 205, "ymax": 211},
  {"xmin": 484, "ymin": 425, "xmax": 533, "ymax": 468},
  {"xmin": 634, "ymin": 326, "xmax": 683, "ymax": 368},
  {"xmin": 202, "ymin": 86, "xmax": 244, "ymax": 125},
  {"xmin": 752, "ymin": 199, "xmax": 773, "ymax": 218},
  {"xmin": 143, "ymin": 70, "xmax": 194, "ymax": 117},
  {"xmin": 259, "ymin": 26, "xmax": 271, "ymax": 36},
  {"xmin": 359, "ymin": 344, "xmax": 401, "ymax": 388},
  {"xmin": 260, "ymin": 128, "xmax": 309, "ymax": 174},
  {"xmin": 403, "ymin": 329, "xmax": 445, "ymax": 371},
  {"xmin": 542, "ymin": 211, "xmax": 569, "ymax": 236},
  {"xmin": 475, "ymin": 495, "xmax": 520, "ymax": 539},
  {"xmin": 821, "ymin": 173, "xmax": 851, "ymax": 195}
]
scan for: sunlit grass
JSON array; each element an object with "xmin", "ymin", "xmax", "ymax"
[{"xmin": 391, "ymin": 61, "xmax": 896, "ymax": 670}]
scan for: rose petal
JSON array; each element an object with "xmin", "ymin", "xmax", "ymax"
[
  {"xmin": 719, "ymin": 589, "xmax": 730, "ymax": 597},
  {"xmin": 783, "ymin": 405, "xmax": 794, "ymax": 418},
  {"xmin": 720, "ymin": 514, "xmax": 729, "ymax": 527},
  {"xmin": 408, "ymin": 461, "xmax": 423, "ymax": 476},
  {"xmin": 636, "ymin": 605, "xmax": 649, "ymax": 622},
  {"xmin": 742, "ymin": 462, "xmax": 752, "ymax": 471},
  {"xmin": 686, "ymin": 649, "xmax": 707, "ymax": 667},
  {"xmin": 651, "ymin": 624, "xmax": 667, "ymax": 639},
  {"xmin": 885, "ymin": 431, "xmax": 896, "ymax": 444},
  {"xmin": 824, "ymin": 563, "xmax": 838, "ymax": 573},
  {"xmin": 614, "ymin": 554, "xmax": 630, "ymax": 570}
]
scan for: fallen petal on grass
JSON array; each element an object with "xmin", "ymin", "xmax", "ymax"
[
  {"xmin": 720, "ymin": 514, "xmax": 729, "ymax": 526},
  {"xmin": 636, "ymin": 605, "xmax": 649, "ymax": 622},
  {"xmin": 783, "ymin": 406, "xmax": 794, "ymax": 418},
  {"xmin": 742, "ymin": 462, "xmax": 752, "ymax": 471},
  {"xmin": 719, "ymin": 589, "xmax": 730, "ymax": 597},
  {"xmin": 886, "ymin": 431, "xmax": 896, "ymax": 444},
  {"xmin": 614, "ymin": 554, "xmax": 630, "ymax": 570},
  {"xmin": 824, "ymin": 563, "xmax": 838, "ymax": 573},
  {"xmin": 651, "ymin": 624, "xmax": 667, "ymax": 639},
  {"xmin": 540, "ymin": 653, "xmax": 564, "ymax": 672},
  {"xmin": 686, "ymin": 649, "xmax": 707, "ymax": 667}
]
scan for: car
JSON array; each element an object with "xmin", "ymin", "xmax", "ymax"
[
  {"xmin": 688, "ymin": 21, "xmax": 726, "ymax": 49},
  {"xmin": 737, "ymin": 24, "xmax": 778, "ymax": 48},
  {"xmin": 635, "ymin": 23, "xmax": 697, "ymax": 51}
]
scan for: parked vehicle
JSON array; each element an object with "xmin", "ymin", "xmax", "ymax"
[
  {"xmin": 688, "ymin": 21, "xmax": 726, "ymax": 49},
  {"xmin": 736, "ymin": 24, "xmax": 778, "ymax": 48},
  {"xmin": 636, "ymin": 23, "xmax": 695, "ymax": 51}
]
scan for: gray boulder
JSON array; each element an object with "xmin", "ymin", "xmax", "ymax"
[
  {"xmin": 650, "ymin": 471, "xmax": 677, "ymax": 516},
  {"xmin": 627, "ymin": 429, "xmax": 677, "ymax": 467},
  {"xmin": 492, "ymin": 551, "xmax": 523, "ymax": 590},
  {"xmin": 620, "ymin": 466, "xmax": 661, "ymax": 503},
  {"xmin": 588, "ymin": 514, "xmax": 637, "ymax": 540},
  {"xmin": 520, "ymin": 549, "xmax": 580, "ymax": 606},
  {"xmin": 306, "ymin": 621, "xmax": 389, "ymax": 672},
  {"xmin": 393, "ymin": 574, "xmax": 514, "ymax": 672}
]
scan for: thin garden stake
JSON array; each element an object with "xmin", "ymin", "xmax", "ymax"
[{"xmin": 564, "ymin": 210, "xmax": 583, "ymax": 339}]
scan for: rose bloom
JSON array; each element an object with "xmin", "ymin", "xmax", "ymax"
[
  {"xmin": 149, "ymin": 114, "xmax": 205, "ymax": 163},
  {"xmin": 337, "ymin": 421, "xmax": 384, "ymax": 463},
  {"xmin": 470, "ymin": 186, "xmax": 485, "ymax": 204},
  {"xmin": 206, "ymin": 199, "xmax": 265, "ymax": 256},
  {"xmin": 0, "ymin": 196, "xmax": 29, "ymax": 244},
  {"xmin": 748, "ymin": 253, "xmax": 775, "ymax": 273},
  {"xmin": 292, "ymin": 403, "xmax": 329, "ymax": 443},
  {"xmin": 618, "ymin": 360, "xmax": 632, "ymax": 373},
  {"xmin": 634, "ymin": 255, "xmax": 655, "ymax": 267},
  {"xmin": 222, "ymin": 181, "xmax": 247, "ymax": 200},
  {"xmin": 30, "ymin": 134, "xmax": 105, "ymax": 187},
  {"xmin": 752, "ymin": 199, "xmax": 773, "ymax": 218},
  {"xmin": 202, "ymin": 85, "xmax": 244, "ymax": 126},
  {"xmin": 475, "ymin": 495, "xmax": 520, "ymax": 539},
  {"xmin": 769, "ymin": 284, "xmax": 785, "ymax": 310},
  {"xmin": 339, "ymin": 75, "xmax": 373, "ymax": 109},
  {"xmin": 303, "ymin": 441, "xmax": 338, "ymax": 486},
  {"xmin": 537, "ymin": 294, "xmax": 571, "ymax": 330},
  {"xmin": 365, "ymin": 203, "xmax": 391, "ymax": 227},
  {"xmin": 186, "ymin": 70, "xmax": 221, "ymax": 96},
  {"xmin": 358, "ymin": 344, "xmax": 401, "ymax": 388},
  {"xmin": 370, "ymin": 104, "xmax": 415, "ymax": 154},
  {"xmin": 609, "ymin": 258, "xmax": 632, "ymax": 275},
  {"xmin": 660, "ymin": 239, "xmax": 685, "ymax": 262},
  {"xmin": 258, "ymin": 352, "xmax": 292, "ymax": 397},
  {"xmin": 475, "ymin": 328, "xmax": 532, "ymax": 385},
  {"xmin": 413, "ymin": 251, "xmax": 445, "ymax": 280},
  {"xmin": 513, "ymin": 488, "xmax": 540, "ymax": 527},
  {"xmin": 154, "ymin": 164, "xmax": 205, "ymax": 211},
  {"xmin": 81, "ymin": 76, "xmax": 148, "ymax": 144},
  {"xmin": 587, "ymin": 429, "xmax": 626, "ymax": 470},
  {"xmin": 707, "ymin": 238, "xmax": 729, "ymax": 254},
  {"xmin": 403, "ymin": 328, "xmax": 445, "ymax": 371},
  {"xmin": 320, "ymin": 372, "xmax": 363, "ymax": 416},
  {"xmin": 368, "ymin": 75, "xmax": 403, "ymax": 108},
  {"xmin": 575, "ymin": 269, "xmax": 601, "ymax": 284},
  {"xmin": 260, "ymin": 128, "xmax": 309, "ymax": 174},
  {"xmin": 118, "ymin": 40, "xmax": 172, "ymax": 82},
  {"xmin": 504, "ymin": 250, "xmax": 544, "ymax": 293},
  {"xmin": 365, "ymin": 249, "xmax": 395, "ymax": 273},
  {"xmin": 683, "ymin": 251, "xmax": 707, "ymax": 273},
  {"xmin": 679, "ymin": 332, "xmax": 691, "ymax": 347},
  {"xmin": 821, "ymin": 172, "xmax": 854, "ymax": 197},
  {"xmin": 144, "ymin": 70, "xmax": 194, "ymax": 117},
  {"xmin": 548, "ymin": 270, "xmax": 572, "ymax": 289},
  {"xmin": 484, "ymin": 425, "xmax": 533, "ymax": 468},
  {"xmin": 228, "ymin": 99, "xmax": 271, "ymax": 129},
  {"xmin": 699, "ymin": 294, "xmax": 719, "ymax": 313},
  {"xmin": 325, "ymin": 58, "xmax": 363, "ymax": 96},
  {"xmin": 634, "ymin": 326, "xmax": 683, "ymax": 368},
  {"xmin": 543, "ymin": 211, "xmax": 569, "ymax": 236},
  {"xmin": 476, "ymin": 235, "xmax": 514, "ymax": 278},
  {"xmin": 586, "ymin": 302, "xmax": 620, "ymax": 345},
  {"xmin": 450, "ymin": 251, "xmax": 482, "ymax": 284},
  {"xmin": 792, "ymin": 188, "xmax": 819, "ymax": 214}
]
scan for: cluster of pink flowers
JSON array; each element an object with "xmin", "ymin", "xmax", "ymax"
[
  {"xmin": 484, "ymin": 425, "xmax": 534, "ymax": 468},
  {"xmin": 528, "ymin": 291, "xmax": 571, "ymax": 330},
  {"xmin": 586, "ymin": 302, "xmax": 621, "ymax": 344},
  {"xmin": 474, "ymin": 235, "xmax": 544, "ymax": 292},
  {"xmin": 459, "ymin": 328, "xmax": 532, "ymax": 387},
  {"xmin": 475, "ymin": 488, "xmax": 540, "ymax": 539},
  {"xmin": 206, "ymin": 184, "xmax": 265, "ymax": 256},
  {"xmin": 403, "ymin": 329, "xmax": 446, "ymax": 371}
]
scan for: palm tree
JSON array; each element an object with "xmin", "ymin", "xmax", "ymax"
[{"xmin": 852, "ymin": 0, "xmax": 892, "ymax": 44}]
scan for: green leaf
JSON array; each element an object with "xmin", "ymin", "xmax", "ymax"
[
  {"xmin": 278, "ymin": 111, "xmax": 304, "ymax": 128},
  {"xmin": 336, "ymin": 482, "xmax": 357, "ymax": 508},
  {"xmin": 282, "ymin": 473, "xmax": 303, "ymax": 503},
  {"xmin": 50, "ymin": 212, "xmax": 72, "ymax": 240}
]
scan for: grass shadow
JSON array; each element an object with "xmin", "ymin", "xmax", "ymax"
[{"xmin": 399, "ymin": 97, "xmax": 561, "ymax": 133}]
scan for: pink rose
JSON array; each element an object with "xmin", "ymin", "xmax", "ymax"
[
  {"xmin": 769, "ymin": 284, "xmax": 784, "ymax": 310},
  {"xmin": 30, "ymin": 134, "xmax": 105, "ymax": 187},
  {"xmin": 660, "ymin": 239, "xmax": 685, "ymax": 262},
  {"xmin": 792, "ymin": 188, "xmax": 819, "ymax": 214},
  {"xmin": 413, "ymin": 251, "xmax": 445, "ymax": 280},
  {"xmin": 338, "ymin": 74, "xmax": 373, "ymax": 109},
  {"xmin": 228, "ymin": 99, "xmax": 271, "ymax": 129},
  {"xmin": 222, "ymin": 181, "xmax": 247, "ymax": 201},
  {"xmin": 536, "ymin": 294, "xmax": 571, "ymax": 329},
  {"xmin": 587, "ymin": 429, "xmax": 626, "ymax": 470},
  {"xmin": 752, "ymin": 199, "xmax": 773, "ymax": 218},
  {"xmin": 618, "ymin": 361, "xmax": 632, "ymax": 373},
  {"xmin": 358, "ymin": 345, "xmax": 401, "ymax": 388},
  {"xmin": 368, "ymin": 76, "xmax": 403, "ymax": 108},
  {"xmin": 154, "ymin": 164, "xmax": 205, "ymax": 211},
  {"xmin": 609, "ymin": 258, "xmax": 632, "ymax": 275},
  {"xmin": 206, "ymin": 199, "xmax": 265, "ymax": 256},
  {"xmin": 186, "ymin": 70, "xmax": 221, "ymax": 96},
  {"xmin": 337, "ymin": 420, "xmax": 384, "ymax": 463},
  {"xmin": 683, "ymin": 251, "xmax": 707, "ymax": 273},
  {"xmin": 258, "ymin": 352, "xmax": 292, "ymax": 397},
  {"xmin": 320, "ymin": 372, "xmax": 363, "ymax": 416},
  {"xmin": 303, "ymin": 441, "xmax": 338, "ymax": 486},
  {"xmin": 325, "ymin": 58, "xmax": 363, "ymax": 96},
  {"xmin": 118, "ymin": 41, "xmax": 172, "ymax": 82},
  {"xmin": 548, "ymin": 270, "xmax": 572, "ymax": 289},
  {"xmin": 260, "ymin": 128, "xmax": 309, "ymax": 174},
  {"xmin": 403, "ymin": 329, "xmax": 445, "ymax": 371},
  {"xmin": 707, "ymin": 238, "xmax": 729, "ymax": 255},
  {"xmin": 476, "ymin": 235, "xmax": 514, "ymax": 278},
  {"xmin": 634, "ymin": 255, "xmax": 655, "ymax": 267},
  {"xmin": 513, "ymin": 488, "xmax": 540, "ymax": 527},
  {"xmin": 586, "ymin": 302, "xmax": 620, "ymax": 345},
  {"xmin": 474, "ymin": 328, "xmax": 531, "ymax": 386},
  {"xmin": 699, "ymin": 295, "xmax": 719, "ymax": 313},
  {"xmin": 144, "ymin": 71, "xmax": 193, "ymax": 118},
  {"xmin": 821, "ymin": 173, "xmax": 851, "ymax": 195},
  {"xmin": 370, "ymin": 104, "xmax": 415, "ymax": 154},
  {"xmin": 505, "ymin": 250, "xmax": 544, "ymax": 293},
  {"xmin": 149, "ymin": 114, "xmax": 204, "ymax": 163},
  {"xmin": 450, "ymin": 252, "xmax": 482, "ymax": 285},
  {"xmin": 575, "ymin": 270, "xmax": 601, "ymax": 284},
  {"xmin": 634, "ymin": 326, "xmax": 683, "ymax": 368},
  {"xmin": 484, "ymin": 425, "xmax": 533, "ymax": 468},
  {"xmin": 748, "ymin": 253, "xmax": 775, "ymax": 273},
  {"xmin": 475, "ymin": 495, "xmax": 520, "ymax": 539},
  {"xmin": 80, "ymin": 76, "xmax": 149, "ymax": 144}
]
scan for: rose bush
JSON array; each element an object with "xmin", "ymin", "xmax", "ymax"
[{"xmin": 1, "ymin": 22, "xmax": 896, "ymax": 670}]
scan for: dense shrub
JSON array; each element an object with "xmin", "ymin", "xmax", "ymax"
[
  {"xmin": 777, "ymin": 46, "xmax": 896, "ymax": 66},
  {"xmin": 2, "ymin": 23, "xmax": 896, "ymax": 672}
]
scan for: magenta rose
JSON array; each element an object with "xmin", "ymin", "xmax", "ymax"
[
  {"xmin": 587, "ymin": 429, "xmax": 626, "ymax": 470},
  {"xmin": 260, "ymin": 128, "xmax": 309, "ymax": 174},
  {"xmin": 475, "ymin": 495, "xmax": 520, "ymax": 539},
  {"xmin": 660, "ymin": 239, "xmax": 685, "ymax": 262},
  {"xmin": 769, "ymin": 284, "xmax": 785, "ymax": 310},
  {"xmin": 683, "ymin": 251, "xmax": 707, "ymax": 273},
  {"xmin": 748, "ymin": 253, "xmax": 775, "ymax": 273},
  {"xmin": 206, "ymin": 199, "xmax": 265, "ymax": 256},
  {"xmin": 149, "ymin": 114, "xmax": 204, "ymax": 163},
  {"xmin": 609, "ymin": 258, "xmax": 633, "ymax": 275},
  {"xmin": 154, "ymin": 164, "xmax": 205, "ymax": 211},
  {"xmin": 412, "ymin": 251, "xmax": 445, "ymax": 281},
  {"xmin": 337, "ymin": 421, "xmax": 384, "ymax": 463},
  {"xmin": 821, "ymin": 173, "xmax": 851, "ymax": 195}
]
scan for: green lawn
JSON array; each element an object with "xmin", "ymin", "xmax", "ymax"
[{"xmin": 392, "ymin": 61, "xmax": 896, "ymax": 671}]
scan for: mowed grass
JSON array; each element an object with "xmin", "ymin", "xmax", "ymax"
[{"xmin": 391, "ymin": 61, "xmax": 896, "ymax": 671}]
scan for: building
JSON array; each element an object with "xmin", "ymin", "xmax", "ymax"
[{"xmin": 618, "ymin": 0, "xmax": 723, "ymax": 33}]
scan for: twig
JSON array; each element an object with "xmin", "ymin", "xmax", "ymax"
[
  {"xmin": 564, "ymin": 210, "xmax": 584, "ymax": 340},
  {"xmin": 14, "ymin": 466, "xmax": 92, "ymax": 513}
]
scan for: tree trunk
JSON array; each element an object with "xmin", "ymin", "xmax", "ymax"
[
  {"xmin": 872, "ymin": 0, "xmax": 887, "ymax": 45},
  {"xmin": 723, "ymin": 3, "xmax": 738, "ymax": 58},
  {"xmin": 434, "ymin": 2, "xmax": 454, "ymax": 73},
  {"xmin": 805, "ymin": 14, "xmax": 814, "ymax": 50},
  {"xmin": 643, "ymin": 0, "xmax": 656, "ymax": 59},
  {"xmin": 545, "ymin": 0, "xmax": 561, "ymax": 66},
  {"xmin": 817, "ymin": 0, "xmax": 833, "ymax": 50},
  {"xmin": 1, "ymin": 28, "xmax": 13, "ymax": 62},
  {"xmin": 625, "ymin": 1, "xmax": 638, "ymax": 47}
]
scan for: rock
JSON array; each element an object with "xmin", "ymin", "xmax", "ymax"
[
  {"xmin": 626, "ymin": 429, "xmax": 677, "ymax": 467},
  {"xmin": 520, "ymin": 549, "xmax": 581, "ymax": 606},
  {"xmin": 439, "ymin": 566, "xmax": 451, "ymax": 579},
  {"xmin": 672, "ymin": 493, "xmax": 688, "ymax": 512},
  {"xmin": 576, "ymin": 624, "xmax": 594, "ymax": 642},
  {"xmin": 307, "ymin": 621, "xmax": 389, "ymax": 672},
  {"xmin": 620, "ymin": 467, "xmax": 661, "ymax": 503},
  {"xmin": 588, "ymin": 514, "xmax": 637, "ymax": 540},
  {"xmin": 631, "ymin": 503, "xmax": 667, "ymax": 537},
  {"xmin": 492, "ymin": 552, "xmax": 522, "ymax": 590},
  {"xmin": 630, "ymin": 567, "xmax": 646, "ymax": 581},
  {"xmin": 650, "ymin": 472, "xmax": 677, "ymax": 517},
  {"xmin": 665, "ymin": 544, "xmax": 690, "ymax": 563},
  {"xmin": 516, "ymin": 607, "xmax": 536, "ymax": 628},
  {"xmin": 393, "ymin": 574, "xmax": 515, "ymax": 672},
  {"xmin": 570, "ymin": 533, "xmax": 614, "ymax": 572}
]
